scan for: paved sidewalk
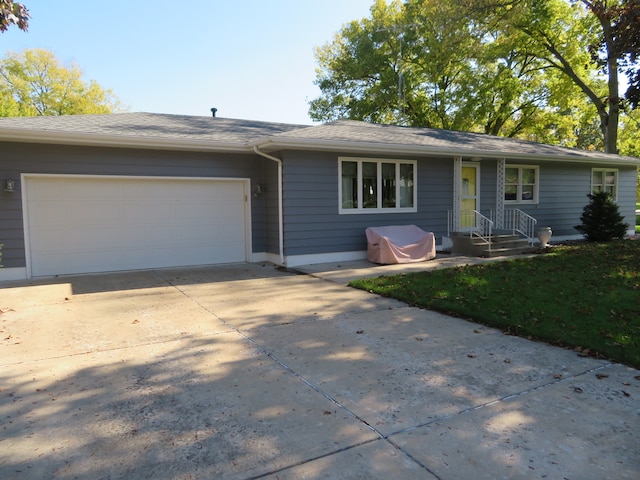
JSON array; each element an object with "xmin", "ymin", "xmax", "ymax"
[
  {"xmin": 293, "ymin": 253, "xmax": 532, "ymax": 285},
  {"xmin": 1, "ymin": 261, "xmax": 638, "ymax": 479}
]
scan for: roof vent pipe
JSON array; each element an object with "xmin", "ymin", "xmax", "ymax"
[{"xmin": 210, "ymin": 108, "xmax": 217, "ymax": 117}]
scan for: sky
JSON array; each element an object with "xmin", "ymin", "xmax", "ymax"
[{"xmin": 1, "ymin": 0, "xmax": 376, "ymax": 125}]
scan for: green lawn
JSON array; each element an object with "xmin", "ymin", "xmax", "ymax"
[{"xmin": 350, "ymin": 240, "xmax": 640, "ymax": 368}]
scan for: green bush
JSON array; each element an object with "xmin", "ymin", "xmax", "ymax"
[{"xmin": 575, "ymin": 191, "xmax": 628, "ymax": 241}]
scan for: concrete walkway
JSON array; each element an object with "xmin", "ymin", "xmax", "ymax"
[
  {"xmin": 293, "ymin": 252, "xmax": 536, "ymax": 285},
  {"xmin": 1, "ymin": 259, "xmax": 638, "ymax": 479}
]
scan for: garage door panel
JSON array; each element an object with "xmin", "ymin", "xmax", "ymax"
[
  {"xmin": 77, "ymin": 202, "xmax": 125, "ymax": 225},
  {"xmin": 27, "ymin": 204, "xmax": 66, "ymax": 226},
  {"xmin": 26, "ymin": 177, "xmax": 248, "ymax": 276},
  {"xmin": 28, "ymin": 226, "xmax": 68, "ymax": 251}
]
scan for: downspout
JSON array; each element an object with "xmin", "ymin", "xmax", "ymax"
[{"xmin": 253, "ymin": 146, "xmax": 285, "ymax": 266}]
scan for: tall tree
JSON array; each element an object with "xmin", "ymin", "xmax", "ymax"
[
  {"xmin": 310, "ymin": 0, "xmax": 407, "ymax": 125},
  {"xmin": 0, "ymin": 0, "xmax": 29, "ymax": 32},
  {"xmin": 604, "ymin": 0, "xmax": 640, "ymax": 108},
  {"xmin": 309, "ymin": 0, "xmax": 597, "ymax": 144},
  {"xmin": 310, "ymin": 0, "xmax": 526, "ymax": 131},
  {"xmin": 472, "ymin": 0, "xmax": 640, "ymax": 153},
  {"xmin": 0, "ymin": 49, "xmax": 123, "ymax": 116},
  {"xmin": 311, "ymin": 0, "xmax": 639, "ymax": 154}
]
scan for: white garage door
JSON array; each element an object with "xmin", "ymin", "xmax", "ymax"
[{"xmin": 25, "ymin": 175, "xmax": 248, "ymax": 276}]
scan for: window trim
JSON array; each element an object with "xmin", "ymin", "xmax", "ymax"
[
  {"xmin": 339, "ymin": 157, "xmax": 417, "ymax": 214},
  {"xmin": 591, "ymin": 168, "xmax": 618, "ymax": 201},
  {"xmin": 504, "ymin": 164, "xmax": 539, "ymax": 205}
]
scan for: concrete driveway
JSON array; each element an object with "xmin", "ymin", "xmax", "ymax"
[{"xmin": 1, "ymin": 261, "xmax": 638, "ymax": 479}]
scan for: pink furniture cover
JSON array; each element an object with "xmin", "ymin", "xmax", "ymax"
[{"xmin": 365, "ymin": 225, "xmax": 436, "ymax": 264}]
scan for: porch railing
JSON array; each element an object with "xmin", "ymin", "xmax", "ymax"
[
  {"xmin": 491, "ymin": 209, "xmax": 538, "ymax": 245},
  {"xmin": 448, "ymin": 210, "xmax": 494, "ymax": 251}
]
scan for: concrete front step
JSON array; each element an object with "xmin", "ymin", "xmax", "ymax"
[{"xmin": 450, "ymin": 233, "xmax": 537, "ymax": 257}]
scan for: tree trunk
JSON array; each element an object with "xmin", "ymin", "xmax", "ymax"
[{"xmin": 602, "ymin": 13, "xmax": 620, "ymax": 154}]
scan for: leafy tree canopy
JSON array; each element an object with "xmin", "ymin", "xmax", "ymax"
[
  {"xmin": 0, "ymin": 0, "xmax": 28, "ymax": 33},
  {"xmin": 608, "ymin": 0, "xmax": 640, "ymax": 108},
  {"xmin": 310, "ymin": 0, "xmax": 639, "ymax": 154},
  {"xmin": 0, "ymin": 49, "xmax": 124, "ymax": 117}
]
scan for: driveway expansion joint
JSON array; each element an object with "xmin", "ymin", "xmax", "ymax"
[
  {"xmin": 386, "ymin": 361, "xmax": 618, "ymax": 439},
  {"xmin": 3, "ymin": 264, "xmax": 638, "ymax": 479},
  {"xmin": 164, "ymin": 275, "xmax": 449, "ymax": 477}
]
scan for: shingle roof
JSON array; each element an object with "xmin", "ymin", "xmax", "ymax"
[
  {"xmin": 0, "ymin": 112, "xmax": 308, "ymax": 148},
  {"xmin": 0, "ymin": 112, "xmax": 638, "ymax": 164},
  {"xmin": 260, "ymin": 120, "xmax": 638, "ymax": 163}
]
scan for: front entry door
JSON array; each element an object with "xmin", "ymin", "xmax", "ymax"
[{"xmin": 460, "ymin": 163, "xmax": 479, "ymax": 229}]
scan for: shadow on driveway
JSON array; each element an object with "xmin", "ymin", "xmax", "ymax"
[{"xmin": 1, "ymin": 263, "xmax": 638, "ymax": 479}]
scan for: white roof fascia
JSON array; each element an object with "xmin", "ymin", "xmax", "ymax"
[
  {"xmin": 0, "ymin": 129, "xmax": 249, "ymax": 153},
  {"xmin": 252, "ymin": 138, "xmax": 640, "ymax": 166}
]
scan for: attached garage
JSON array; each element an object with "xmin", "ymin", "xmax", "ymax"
[{"xmin": 23, "ymin": 175, "xmax": 250, "ymax": 277}]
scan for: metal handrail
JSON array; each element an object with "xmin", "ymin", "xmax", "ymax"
[
  {"xmin": 469, "ymin": 210, "xmax": 493, "ymax": 250},
  {"xmin": 449, "ymin": 210, "xmax": 494, "ymax": 251},
  {"xmin": 491, "ymin": 209, "xmax": 537, "ymax": 245}
]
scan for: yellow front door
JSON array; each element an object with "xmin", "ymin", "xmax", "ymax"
[{"xmin": 461, "ymin": 164, "xmax": 479, "ymax": 229}]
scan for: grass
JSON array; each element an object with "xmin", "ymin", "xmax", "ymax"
[{"xmin": 350, "ymin": 240, "xmax": 640, "ymax": 368}]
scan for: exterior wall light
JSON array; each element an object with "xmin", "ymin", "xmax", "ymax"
[
  {"xmin": 4, "ymin": 179, "xmax": 15, "ymax": 192},
  {"xmin": 254, "ymin": 184, "xmax": 263, "ymax": 197}
]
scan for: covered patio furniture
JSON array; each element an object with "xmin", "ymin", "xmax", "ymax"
[{"xmin": 365, "ymin": 225, "xmax": 436, "ymax": 264}]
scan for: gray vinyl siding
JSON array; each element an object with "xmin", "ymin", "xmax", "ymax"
[
  {"xmin": 479, "ymin": 161, "xmax": 637, "ymax": 237},
  {"xmin": 479, "ymin": 159, "xmax": 497, "ymax": 212},
  {"xmin": 280, "ymin": 151, "xmax": 454, "ymax": 256},
  {"xmin": 530, "ymin": 163, "xmax": 636, "ymax": 236},
  {"xmin": 0, "ymin": 141, "xmax": 274, "ymax": 269},
  {"xmin": 2, "ymin": 139, "xmax": 637, "ymax": 271},
  {"xmin": 615, "ymin": 167, "xmax": 638, "ymax": 229},
  {"xmin": 534, "ymin": 164, "xmax": 593, "ymax": 235},
  {"xmin": 260, "ymin": 160, "xmax": 281, "ymax": 254}
]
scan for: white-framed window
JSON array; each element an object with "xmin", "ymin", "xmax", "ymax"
[
  {"xmin": 591, "ymin": 168, "xmax": 618, "ymax": 200},
  {"xmin": 504, "ymin": 165, "xmax": 539, "ymax": 204},
  {"xmin": 339, "ymin": 157, "xmax": 417, "ymax": 213}
]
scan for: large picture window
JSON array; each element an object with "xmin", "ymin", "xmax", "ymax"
[
  {"xmin": 591, "ymin": 168, "xmax": 618, "ymax": 200},
  {"xmin": 504, "ymin": 165, "xmax": 539, "ymax": 204},
  {"xmin": 339, "ymin": 158, "xmax": 417, "ymax": 213}
]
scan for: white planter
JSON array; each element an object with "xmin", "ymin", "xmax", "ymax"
[{"xmin": 537, "ymin": 226, "xmax": 552, "ymax": 247}]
